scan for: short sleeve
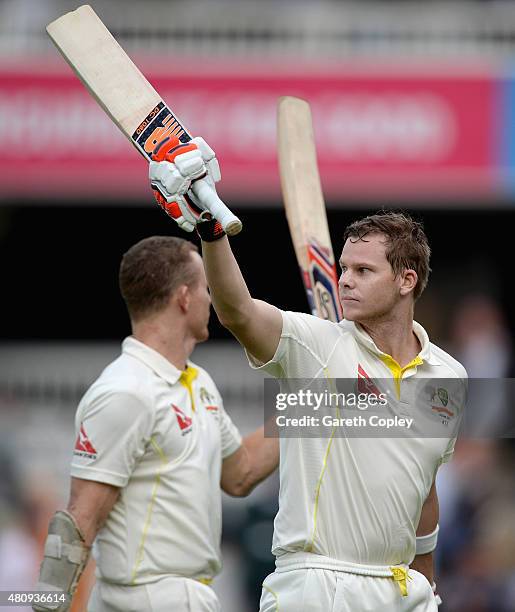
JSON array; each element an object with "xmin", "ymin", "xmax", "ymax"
[
  {"xmin": 71, "ymin": 390, "xmax": 155, "ymax": 487},
  {"xmin": 245, "ymin": 310, "xmax": 333, "ymax": 379},
  {"xmin": 439, "ymin": 436, "xmax": 456, "ymax": 465},
  {"xmin": 439, "ymin": 375, "xmax": 467, "ymax": 465}
]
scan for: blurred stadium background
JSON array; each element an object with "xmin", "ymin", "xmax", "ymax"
[{"xmin": 1, "ymin": 0, "xmax": 514, "ymax": 610}]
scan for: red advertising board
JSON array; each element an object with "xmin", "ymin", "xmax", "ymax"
[{"xmin": 0, "ymin": 62, "xmax": 497, "ymax": 204}]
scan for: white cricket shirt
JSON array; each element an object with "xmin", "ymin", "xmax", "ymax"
[
  {"xmin": 248, "ymin": 312, "xmax": 467, "ymax": 566},
  {"xmin": 71, "ymin": 337, "xmax": 242, "ymax": 585}
]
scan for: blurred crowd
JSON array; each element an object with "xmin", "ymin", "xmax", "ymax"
[{"xmin": 434, "ymin": 293, "xmax": 515, "ymax": 612}]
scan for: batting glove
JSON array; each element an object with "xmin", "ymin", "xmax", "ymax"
[{"xmin": 149, "ymin": 136, "xmax": 221, "ymax": 232}]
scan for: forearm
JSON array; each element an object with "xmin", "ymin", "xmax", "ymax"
[
  {"xmin": 66, "ymin": 478, "xmax": 120, "ymax": 546},
  {"xmin": 33, "ymin": 480, "xmax": 119, "ymax": 610},
  {"xmin": 243, "ymin": 425, "xmax": 280, "ymax": 491},
  {"xmin": 222, "ymin": 424, "xmax": 279, "ymax": 497},
  {"xmin": 411, "ymin": 480, "xmax": 439, "ymax": 588},
  {"xmin": 67, "ymin": 495, "xmax": 114, "ymax": 546},
  {"xmin": 410, "ymin": 551, "xmax": 434, "ymax": 584},
  {"xmin": 201, "ymin": 237, "xmax": 254, "ymax": 328}
]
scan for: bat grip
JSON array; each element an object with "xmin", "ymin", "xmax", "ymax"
[{"xmin": 190, "ymin": 179, "xmax": 242, "ymax": 236}]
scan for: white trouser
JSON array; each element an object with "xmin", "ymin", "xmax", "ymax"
[
  {"xmin": 88, "ymin": 576, "xmax": 220, "ymax": 612},
  {"xmin": 259, "ymin": 553, "xmax": 437, "ymax": 612}
]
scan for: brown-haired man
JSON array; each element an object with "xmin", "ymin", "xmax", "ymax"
[
  {"xmin": 33, "ymin": 236, "xmax": 279, "ymax": 612},
  {"xmin": 149, "ymin": 141, "xmax": 467, "ymax": 612}
]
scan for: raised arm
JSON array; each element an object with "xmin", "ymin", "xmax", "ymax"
[
  {"xmin": 149, "ymin": 136, "xmax": 282, "ymax": 364},
  {"xmin": 202, "ymin": 237, "xmax": 282, "ymax": 363}
]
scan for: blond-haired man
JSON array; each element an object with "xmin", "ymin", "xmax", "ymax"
[{"xmin": 34, "ymin": 236, "xmax": 279, "ymax": 612}]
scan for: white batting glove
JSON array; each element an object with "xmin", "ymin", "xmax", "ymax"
[
  {"xmin": 192, "ymin": 136, "xmax": 221, "ymax": 183},
  {"xmin": 149, "ymin": 136, "xmax": 221, "ymax": 232}
]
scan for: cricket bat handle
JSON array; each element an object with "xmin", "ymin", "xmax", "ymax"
[{"xmin": 190, "ymin": 178, "xmax": 242, "ymax": 236}]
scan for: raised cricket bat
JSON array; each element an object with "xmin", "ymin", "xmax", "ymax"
[
  {"xmin": 46, "ymin": 5, "xmax": 242, "ymax": 235},
  {"xmin": 277, "ymin": 96, "xmax": 342, "ymax": 321}
]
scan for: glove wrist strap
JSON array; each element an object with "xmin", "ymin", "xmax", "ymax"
[{"xmin": 196, "ymin": 215, "xmax": 226, "ymax": 242}]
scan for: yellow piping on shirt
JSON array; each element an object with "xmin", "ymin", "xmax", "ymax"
[
  {"xmin": 130, "ymin": 437, "xmax": 168, "ymax": 584},
  {"xmin": 380, "ymin": 354, "xmax": 423, "ymax": 398},
  {"xmin": 262, "ymin": 583, "xmax": 280, "ymax": 611},
  {"xmin": 306, "ymin": 368, "xmax": 338, "ymax": 552}
]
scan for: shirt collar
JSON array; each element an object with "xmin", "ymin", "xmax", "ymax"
[
  {"xmin": 349, "ymin": 320, "xmax": 441, "ymax": 366},
  {"xmin": 122, "ymin": 336, "xmax": 183, "ymax": 385}
]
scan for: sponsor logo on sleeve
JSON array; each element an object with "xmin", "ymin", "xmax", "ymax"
[{"xmin": 73, "ymin": 424, "xmax": 97, "ymax": 459}]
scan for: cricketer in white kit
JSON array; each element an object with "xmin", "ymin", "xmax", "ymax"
[
  {"xmin": 33, "ymin": 236, "xmax": 279, "ymax": 612},
  {"xmin": 147, "ymin": 135, "xmax": 467, "ymax": 611},
  {"xmin": 251, "ymin": 312, "xmax": 465, "ymax": 612}
]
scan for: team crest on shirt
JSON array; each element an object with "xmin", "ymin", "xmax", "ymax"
[
  {"xmin": 199, "ymin": 387, "xmax": 214, "ymax": 403},
  {"xmin": 73, "ymin": 424, "xmax": 97, "ymax": 459},
  {"xmin": 172, "ymin": 404, "xmax": 193, "ymax": 434},
  {"xmin": 427, "ymin": 386, "xmax": 456, "ymax": 425},
  {"xmin": 199, "ymin": 387, "xmax": 219, "ymax": 415}
]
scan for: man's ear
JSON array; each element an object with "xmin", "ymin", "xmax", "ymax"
[
  {"xmin": 400, "ymin": 269, "xmax": 418, "ymax": 297},
  {"xmin": 175, "ymin": 285, "xmax": 190, "ymax": 313}
]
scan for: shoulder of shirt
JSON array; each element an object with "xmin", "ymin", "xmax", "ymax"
[
  {"xmin": 283, "ymin": 310, "xmax": 347, "ymax": 335},
  {"xmin": 80, "ymin": 353, "xmax": 154, "ymax": 408},
  {"xmin": 337, "ymin": 318, "xmax": 358, "ymax": 337},
  {"xmin": 428, "ymin": 342, "xmax": 468, "ymax": 380}
]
